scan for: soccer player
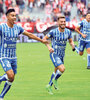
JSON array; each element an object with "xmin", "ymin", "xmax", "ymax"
[
  {"xmin": 75, "ymin": 12, "xmax": 90, "ymax": 69},
  {"xmin": 0, "ymin": 9, "xmax": 48, "ymax": 100},
  {"xmin": 43, "ymin": 15, "xmax": 75, "ymax": 94}
]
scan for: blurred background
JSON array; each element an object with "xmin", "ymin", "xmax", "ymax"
[{"xmin": 0, "ymin": 0, "xmax": 90, "ymax": 42}]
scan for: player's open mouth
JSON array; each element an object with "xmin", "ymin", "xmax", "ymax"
[
  {"xmin": 13, "ymin": 20, "xmax": 16, "ymax": 23},
  {"xmin": 62, "ymin": 25, "xmax": 65, "ymax": 27}
]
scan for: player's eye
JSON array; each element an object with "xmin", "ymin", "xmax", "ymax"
[{"xmin": 12, "ymin": 15, "xmax": 16, "ymax": 17}]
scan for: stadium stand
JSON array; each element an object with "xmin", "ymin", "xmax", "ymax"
[
  {"xmin": 0, "ymin": 0, "xmax": 89, "ymax": 22},
  {"xmin": 0, "ymin": 0, "xmax": 89, "ymax": 42}
]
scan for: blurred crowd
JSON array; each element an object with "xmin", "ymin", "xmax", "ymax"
[{"xmin": 0, "ymin": 0, "xmax": 89, "ymax": 22}]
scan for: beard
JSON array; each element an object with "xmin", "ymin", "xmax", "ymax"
[
  {"xmin": 59, "ymin": 25, "xmax": 65, "ymax": 29},
  {"xmin": 88, "ymin": 19, "xmax": 90, "ymax": 22}
]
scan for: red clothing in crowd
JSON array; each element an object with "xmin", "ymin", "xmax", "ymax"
[{"xmin": 5, "ymin": 0, "xmax": 12, "ymax": 8}]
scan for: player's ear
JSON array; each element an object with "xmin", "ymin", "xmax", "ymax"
[{"xmin": 6, "ymin": 13, "xmax": 9, "ymax": 18}]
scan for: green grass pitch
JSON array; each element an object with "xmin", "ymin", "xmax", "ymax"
[{"xmin": 0, "ymin": 42, "xmax": 90, "ymax": 100}]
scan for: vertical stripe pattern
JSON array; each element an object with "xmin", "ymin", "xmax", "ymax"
[
  {"xmin": 0, "ymin": 23, "xmax": 24, "ymax": 58},
  {"xmin": 79, "ymin": 19, "xmax": 90, "ymax": 41},
  {"xmin": 47, "ymin": 28, "xmax": 72, "ymax": 58}
]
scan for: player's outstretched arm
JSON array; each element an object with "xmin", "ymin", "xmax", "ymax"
[
  {"xmin": 23, "ymin": 30, "xmax": 49, "ymax": 44},
  {"xmin": 43, "ymin": 35, "xmax": 54, "ymax": 53},
  {"xmin": 75, "ymin": 26, "xmax": 87, "ymax": 38}
]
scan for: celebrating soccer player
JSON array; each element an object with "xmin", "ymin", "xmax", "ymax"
[
  {"xmin": 75, "ymin": 12, "xmax": 90, "ymax": 69},
  {"xmin": 43, "ymin": 15, "xmax": 75, "ymax": 94},
  {"xmin": 0, "ymin": 9, "xmax": 48, "ymax": 100}
]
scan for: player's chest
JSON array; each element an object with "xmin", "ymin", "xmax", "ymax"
[
  {"xmin": 3, "ymin": 30, "xmax": 18, "ymax": 38},
  {"xmin": 53, "ymin": 33, "xmax": 68, "ymax": 41},
  {"xmin": 3, "ymin": 30, "xmax": 18, "ymax": 42}
]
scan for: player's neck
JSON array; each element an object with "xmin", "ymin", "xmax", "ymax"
[
  {"xmin": 7, "ymin": 21, "xmax": 14, "ymax": 28},
  {"xmin": 87, "ymin": 20, "xmax": 90, "ymax": 22},
  {"xmin": 58, "ymin": 27, "xmax": 65, "ymax": 32}
]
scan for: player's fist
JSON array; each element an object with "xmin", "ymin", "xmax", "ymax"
[
  {"xmin": 41, "ymin": 39, "xmax": 49, "ymax": 44},
  {"xmin": 82, "ymin": 34, "xmax": 87, "ymax": 38},
  {"xmin": 48, "ymin": 47, "xmax": 54, "ymax": 53}
]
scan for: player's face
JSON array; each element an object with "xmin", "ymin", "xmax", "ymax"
[
  {"xmin": 7, "ymin": 12, "xmax": 16, "ymax": 25},
  {"xmin": 58, "ymin": 18, "xmax": 66, "ymax": 29},
  {"xmin": 86, "ymin": 14, "xmax": 90, "ymax": 22}
]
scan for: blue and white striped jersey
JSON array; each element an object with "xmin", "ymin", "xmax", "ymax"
[
  {"xmin": 78, "ymin": 19, "xmax": 90, "ymax": 41},
  {"xmin": 47, "ymin": 28, "xmax": 72, "ymax": 57},
  {"xmin": 0, "ymin": 23, "xmax": 24, "ymax": 58}
]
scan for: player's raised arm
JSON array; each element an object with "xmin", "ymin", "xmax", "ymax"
[
  {"xmin": 43, "ymin": 35, "xmax": 54, "ymax": 53},
  {"xmin": 75, "ymin": 25, "xmax": 87, "ymax": 38},
  {"xmin": 23, "ymin": 30, "xmax": 49, "ymax": 44}
]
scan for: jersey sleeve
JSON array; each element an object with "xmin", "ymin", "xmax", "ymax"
[
  {"xmin": 46, "ymin": 30, "xmax": 53, "ymax": 38},
  {"xmin": 78, "ymin": 21, "xmax": 83, "ymax": 28},
  {"xmin": 68, "ymin": 30, "xmax": 72, "ymax": 39},
  {"xmin": 18, "ymin": 25, "xmax": 24, "ymax": 35},
  {"xmin": 0, "ymin": 25, "xmax": 2, "ymax": 35}
]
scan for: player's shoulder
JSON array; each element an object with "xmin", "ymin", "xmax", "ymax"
[
  {"xmin": 81, "ymin": 19, "xmax": 86, "ymax": 23},
  {"xmin": 0, "ymin": 23, "xmax": 6, "ymax": 26},
  {"xmin": 51, "ymin": 28, "xmax": 58, "ymax": 31},
  {"xmin": 83, "ymin": 19, "xmax": 86, "ymax": 22},
  {"xmin": 65, "ymin": 28, "xmax": 70, "ymax": 31},
  {"xmin": 65, "ymin": 28, "xmax": 71, "ymax": 32},
  {"xmin": 0, "ymin": 23, "xmax": 7, "ymax": 30},
  {"xmin": 49, "ymin": 27, "xmax": 58, "ymax": 33},
  {"xmin": 14, "ymin": 24, "xmax": 23, "ymax": 30},
  {"xmin": 14, "ymin": 23, "xmax": 22, "ymax": 27}
]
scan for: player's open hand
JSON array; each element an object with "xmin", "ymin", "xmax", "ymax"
[{"xmin": 82, "ymin": 34, "xmax": 87, "ymax": 38}]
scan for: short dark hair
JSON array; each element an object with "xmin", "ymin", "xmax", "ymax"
[
  {"xmin": 57, "ymin": 15, "xmax": 65, "ymax": 20},
  {"xmin": 6, "ymin": 9, "xmax": 15, "ymax": 16},
  {"xmin": 86, "ymin": 12, "xmax": 90, "ymax": 15}
]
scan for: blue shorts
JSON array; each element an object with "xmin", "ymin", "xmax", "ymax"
[
  {"xmin": 0, "ymin": 58, "xmax": 17, "ymax": 74},
  {"xmin": 78, "ymin": 39, "xmax": 90, "ymax": 52},
  {"xmin": 50, "ymin": 52, "xmax": 64, "ymax": 67}
]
